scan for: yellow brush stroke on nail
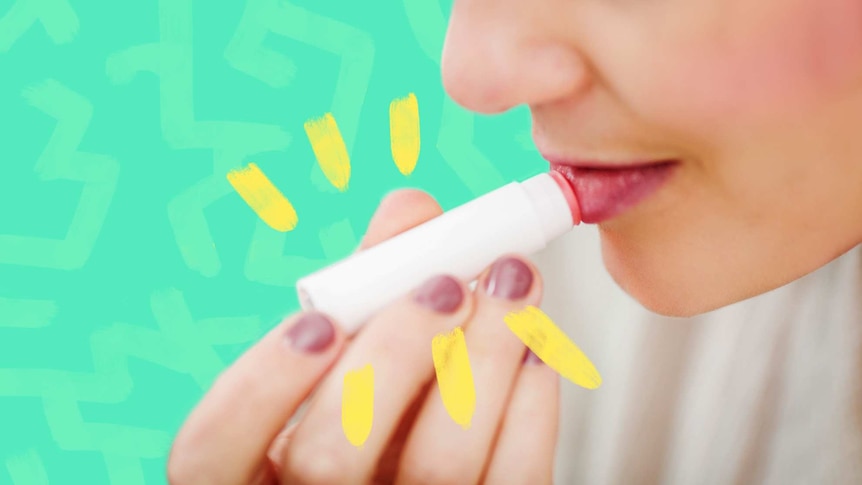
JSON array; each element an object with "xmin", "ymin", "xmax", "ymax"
[
  {"xmin": 226, "ymin": 163, "xmax": 298, "ymax": 232},
  {"xmin": 431, "ymin": 326, "xmax": 476, "ymax": 429},
  {"xmin": 305, "ymin": 113, "xmax": 351, "ymax": 191},
  {"xmin": 504, "ymin": 306, "xmax": 602, "ymax": 390},
  {"xmin": 389, "ymin": 93, "xmax": 420, "ymax": 175},
  {"xmin": 342, "ymin": 364, "xmax": 374, "ymax": 447}
]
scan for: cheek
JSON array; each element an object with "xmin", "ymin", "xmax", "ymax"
[
  {"xmin": 642, "ymin": 0, "xmax": 862, "ymax": 131},
  {"xmin": 582, "ymin": 1, "xmax": 862, "ymax": 315}
]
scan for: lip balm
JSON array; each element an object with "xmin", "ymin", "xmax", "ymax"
[{"xmin": 295, "ymin": 171, "xmax": 582, "ymax": 334}]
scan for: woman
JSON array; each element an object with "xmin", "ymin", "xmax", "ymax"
[{"xmin": 167, "ymin": 0, "xmax": 862, "ymax": 483}]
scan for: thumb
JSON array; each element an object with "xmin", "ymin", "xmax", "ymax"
[{"xmin": 358, "ymin": 189, "xmax": 443, "ymax": 250}]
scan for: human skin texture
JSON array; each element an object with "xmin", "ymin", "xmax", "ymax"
[{"xmin": 441, "ymin": 0, "xmax": 862, "ymax": 316}]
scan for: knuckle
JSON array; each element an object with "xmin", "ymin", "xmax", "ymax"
[
  {"xmin": 384, "ymin": 188, "xmax": 435, "ymax": 206},
  {"xmin": 282, "ymin": 443, "xmax": 348, "ymax": 485}
]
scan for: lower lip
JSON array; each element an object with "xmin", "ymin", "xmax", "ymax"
[{"xmin": 551, "ymin": 161, "xmax": 678, "ymax": 223}]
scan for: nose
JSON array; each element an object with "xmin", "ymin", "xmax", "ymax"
[{"xmin": 441, "ymin": 2, "xmax": 590, "ymax": 114}]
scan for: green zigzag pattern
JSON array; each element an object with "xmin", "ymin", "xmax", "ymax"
[
  {"xmin": 0, "ymin": 0, "xmax": 78, "ymax": 52},
  {"xmin": 226, "ymin": 0, "xmax": 374, "ymax": 286},
  {"xmin": 0, "ymin": 79, "xmax": 119, "ymax": 270},
  {"xmin": 0, "ymin": 288, "xmax": 262, "ymax": 484},
  {"xmin": 105, "ymin": 0, "xmax": 293, "ymax": 278}
]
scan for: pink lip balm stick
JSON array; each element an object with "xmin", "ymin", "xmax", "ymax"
[{"xmin": 295, "ymin": 171, "xmax": 582, "ymax": 334}]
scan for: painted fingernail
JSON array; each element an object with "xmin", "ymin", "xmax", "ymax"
[
  {"xmin": 523, "ymin": 349, "xmax": 543, "ymax": 365},
  {"xmin": 285, "ymin": 312, "xmax": 336, "ymax": 353},
  {"xmin": 414, "ymin": 275, "xmax": 464, "ymax": 313},
  {"xmin": 483, "ymin": 257, "xmax": 533, "ymax": 300}
]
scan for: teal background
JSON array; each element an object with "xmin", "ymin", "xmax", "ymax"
[{"xmin": 0, "ymin": 0, "xmax": 546, "ymax": 482}]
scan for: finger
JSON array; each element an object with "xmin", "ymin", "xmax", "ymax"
[
  {"xmin": 167, "ymin": 312, "xmax": 346, "ymax": 485},
  {"xmin": 267, "ymin": 189, "xmax": 442, "ymax": 476},
  {"xmin": 482, "ymin": 350, "xmax": 560, "ymax": 484},
  {"xmin": 358, "ymin": 189, "xmax": 442, "ymax": 250},
  {"xmin": 280, "ymin": 274, "xmax": 475, "ymax": 484},
  {"xmin": 396, "ymin": 255, "xmax": 544, "ymax": 485},
  {"xmin": 266, "ymin": 421, "xmax": 299, "ymax": 477},
  {"xmin": 371, "ymin": 382, "xmax": 433, "ymax": 483}
]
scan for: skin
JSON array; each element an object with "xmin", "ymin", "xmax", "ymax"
[
  {"xmin": 168, "ymin": 190, "xmax": 560, "ymax": 484},
  {"xmin": 444, "ymin": 0, "xmax": 862, "ymax": 316},
  {"xmin": 169, "ymin": 0, "xmax": 862, "ymax": 482}
]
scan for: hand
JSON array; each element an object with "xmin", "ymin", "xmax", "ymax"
[{"xmin": 167, "ymin": 189, "xmax": 560, "ymax": 484}]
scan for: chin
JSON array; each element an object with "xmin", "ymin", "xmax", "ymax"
[
  {"xmin": 599, "ymin": 234, "xmax": 737, "ymax": 318},
  {"xmin": 628, "ymin": 289, "xmax": 720, "ymax": 318},
  {"xmin": 614, "ymin": 274, "xmax": 716, "ymax": 318}
]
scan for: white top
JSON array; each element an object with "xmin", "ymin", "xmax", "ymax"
[{"xmin": 532, "ymin": 226, "xmax": 862, "ymax": 484}]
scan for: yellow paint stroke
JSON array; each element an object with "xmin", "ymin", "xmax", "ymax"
[
  {"xmin": 389, "ymin": 93, "xmax": 420, "ymax": 175},
  {"xmin": 304, "ymin": 113, "xmax": 351, "ymax": 191},
  {"xmin": 226, "ymin": 163, "xmax": 298, "ymax": 232},
  {"xmin": 342, "ymin": 364, "xmax": 374, "ymax": 447},
  {"xmin": 504, "ymin": 306, "xmax": 602, "ymax": 390},
  {"xmin": 431, "ymin": 326, "xmax": 476, "ymax": 429}
]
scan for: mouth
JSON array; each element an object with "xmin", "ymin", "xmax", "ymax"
[{"xmin": 547, "ymin": 157, "xmax": 679, "ymax": 224}]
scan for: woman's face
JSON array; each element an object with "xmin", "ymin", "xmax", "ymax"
[{"xmin": 441, "ymin": 0, "xmax": 862, "ymax": 316}]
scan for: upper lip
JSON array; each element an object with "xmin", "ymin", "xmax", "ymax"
[{"xmin": 540, "ymin": 152, "xmax": 679, "ymax": 170}]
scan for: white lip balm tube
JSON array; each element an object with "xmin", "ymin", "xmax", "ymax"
[{"xmin": 295, "ymin": 171, "xmax": 582, "ymax": 335}]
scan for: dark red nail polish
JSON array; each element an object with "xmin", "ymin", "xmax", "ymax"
[
  {"xmin": 414, "ymin": 275, "xmax": 464, "ymax": 313},
  {"xmin": 483, "ymin": 257, "xmax": 534, "ymax": 300},
  {"xmin": 523, "ymin": 349, "xmax": 543, "ymax": 365},
  {"xmin": 286, "ymin": 312, "xmax": 336, "ymax": 353}
]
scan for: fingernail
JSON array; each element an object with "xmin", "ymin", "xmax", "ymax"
[
  {"xmin": 483, "ymin": 257, "xmax": 533, "ymax": 300},
  {"xmin": 285, "ymin": 312, "xmax": 336, "ymax": 353},
  {"xmin": 414, "ymin": 275, "xmax": 464, "ymax": 313},
  {"xmin": 523, "ymin": 349, "xmax": 543, "ymax": 365}
]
